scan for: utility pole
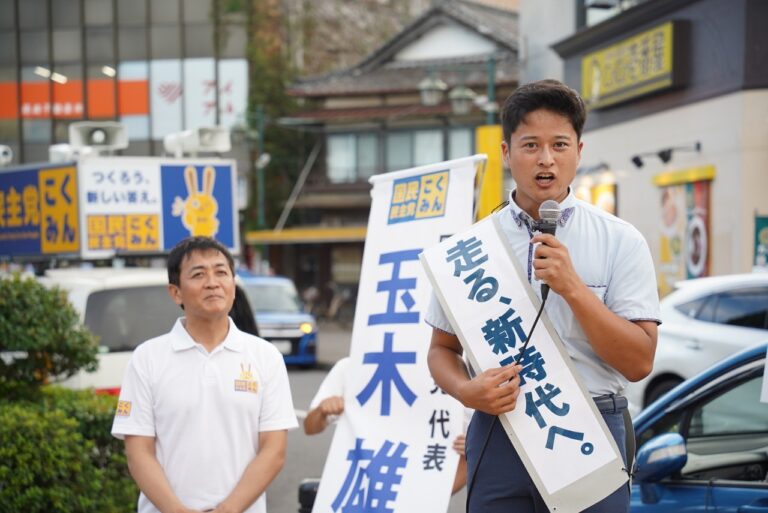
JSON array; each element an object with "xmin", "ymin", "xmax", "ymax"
[{"xmin": 256, "ymin": 104, "xmax": 266, "ymax": 229}]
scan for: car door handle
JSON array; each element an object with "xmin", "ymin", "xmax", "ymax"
[{"xmin": 685, "ymin": 338, "xmax": 702, "ymax": 350}]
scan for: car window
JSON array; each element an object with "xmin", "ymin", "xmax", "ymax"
[
  {"xmin": 636, "ymin": 409, "xmax": 685, "ymax": 448},
  {"xmin": 84, "ymin": 285, "xmax": 181, "ymax": 352},
  {"xmin": 688, "ymin": 375, "xmax": 768, "ymax": 437},
  {"xmin": 243, "ymin": 282, "xmax": 302, "ymax": 314},
  {"xmin": 712, "ymin": 289, "xmax": 768, "ymax": 330},
  {"xmin": 675, "ymin": 296, "xmax": 709, "ymax": 319}
]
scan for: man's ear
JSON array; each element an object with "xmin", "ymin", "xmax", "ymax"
[
  {"xmin": 167, "ymin": 284, "xmax": 183, "ymax": 308},
  {"xmin": 501, "ymin": 140, "xmax": 511, "ymax": 169}
]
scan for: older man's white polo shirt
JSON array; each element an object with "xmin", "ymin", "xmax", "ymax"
[
  {"xmin": 112, "ymin": 318, "xmax": 298, "ymax": 513},
  {"xmin": 426, "ymin": 190, "xmax": 660, "ymax": 396}
]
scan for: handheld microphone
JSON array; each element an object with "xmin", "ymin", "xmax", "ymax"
[{"xmin": 536, "ymin": 200, "xmax": 561, "ymax": 300}]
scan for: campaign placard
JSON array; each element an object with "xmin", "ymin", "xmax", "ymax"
[{"xmin": 312, "ymin": 155, "xmax": 485, "ymax": 513}]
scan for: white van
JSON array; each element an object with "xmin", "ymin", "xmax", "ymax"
[{"xmin": 40, "ymin": 267, "xmax": 178, "ymax": 394}]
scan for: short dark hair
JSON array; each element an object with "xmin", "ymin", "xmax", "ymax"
[
  {"xmin": 167, "ymin": 236, "xmax": 235, "ymax": 286},
  {"xmin": 500, "ymin": 79, "xmax": 586, "ymax": 143}
]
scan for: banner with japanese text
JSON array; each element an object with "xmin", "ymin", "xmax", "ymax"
[
  {"xmin": 78, "ymin": 157, "xmax": 238, "ymax": 259},
  {"xmin": 421, "ymin": 215, "xmax": 627, "ymax": 513},
  {"xmin": 0, "ymin": 163, "xmax": 80, "ymax": 257},
  {"xmin": 311, "ymin": 155, "xmax": 484, "ymax": 513}
]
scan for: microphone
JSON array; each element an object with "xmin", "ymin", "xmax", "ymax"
[{"xmin": 536, "ymin": 200, "xmax": 561, "ymax": 301}]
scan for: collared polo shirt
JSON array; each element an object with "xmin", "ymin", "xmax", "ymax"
[
  {"xmin": 426, "ymin": 190, "xmax": 660, "ymax": 396},
  {"xmin": 112, "ymin": 317, "xmax": 298, "ymax": 513}
]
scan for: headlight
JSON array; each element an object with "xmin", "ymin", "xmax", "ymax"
[{"xmin": 299, "ymin": 322, "xmax": 315, "ymax": 334}]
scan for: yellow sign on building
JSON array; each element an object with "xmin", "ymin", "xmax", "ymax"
[{"xmin": 581, "ymin": 21, "xmax": 681, "ymax": 109}]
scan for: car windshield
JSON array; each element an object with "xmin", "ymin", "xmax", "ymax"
[
  {"xmin": 84, "ymin": 285, "xmax": 181, "ymax": 352},
  {"xmin": 243, "ymin": 282, "xmax": 302, "ymax": 314}
]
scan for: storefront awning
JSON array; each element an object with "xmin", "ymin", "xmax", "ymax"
[{"xmin": 245, "ymin": 226, "xmax": 367, "ymax": 245}]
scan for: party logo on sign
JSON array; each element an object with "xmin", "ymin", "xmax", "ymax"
[{"xmin": 388, "ymin": 170, "xmax": 448, "ymax": 224}]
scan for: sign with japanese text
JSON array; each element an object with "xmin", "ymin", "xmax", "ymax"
[
  {"xmin": 311, "ymin": 155, "xmax": 484, "ymax": 513},
  {"xmin": 78, "ymin": 157, "xmax": 237, "ymax": 259},
  {"xmin": 654, "ymin": 165, "xmax": 714, "ymax": 295},
  {"xmin": 581, "ymin": 21, "xmax": 686, "ymax": 109},
  {"xmin": 0, "ymin": 164, "xmax": 80, "ymax": 256},
  {"xmin": 421, "ymin": 216, "xmax": 627, "ymax": 512}
]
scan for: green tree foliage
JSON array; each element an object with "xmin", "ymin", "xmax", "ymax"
[{"xmin": 0, "ymin": 274, "xmax": 98, "ymax": 398}]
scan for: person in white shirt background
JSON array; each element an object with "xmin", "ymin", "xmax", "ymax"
[{"xmin": 304, "ymin": 356, "xmax": 470, "ymax": 495}]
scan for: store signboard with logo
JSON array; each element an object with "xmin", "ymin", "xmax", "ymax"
[
  {"xmin": 654, "ymin": 165, "xmax": 715, "ymax": 295},
  {"xmin": 0, "ymin": 59, "xmax": 247, "ymax": 139},
  {"xmin": 581, "ymin": 21, "xmax": 687, "ymax": 109}
]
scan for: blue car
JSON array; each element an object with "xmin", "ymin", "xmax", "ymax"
[
  {"xmin": 631, "ymin": 341, "xmax": 768, "ymax": 511},
  {"xmin": 238, "ymin": 272, "xmax": 318, "ymax": 367}
]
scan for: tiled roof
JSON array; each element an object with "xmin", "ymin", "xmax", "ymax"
[{"xmin": 289, "ymin": 0, "xmax": 518, "ymax": 98}]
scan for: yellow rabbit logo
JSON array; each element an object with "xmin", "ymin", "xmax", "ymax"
[{"xmin": 172, "ymin": 165, "xmax": 220, "ymax": 237}]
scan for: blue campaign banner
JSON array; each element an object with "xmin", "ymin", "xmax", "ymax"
[
  {"xmin": 0, "ymin": 163, "xmax": 80, "ymax": 257},
  {"xmin": 160, "ymin": 163, "xmax": 235, "ymax": 251},
  {"xmin": 0, "ymin": 168, "xmax": 41, "ymax": 256}
]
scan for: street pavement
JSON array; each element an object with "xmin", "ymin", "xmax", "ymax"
[{"xmin": 268, "ymin": 321, "xmax": 466, "ymax": 513}]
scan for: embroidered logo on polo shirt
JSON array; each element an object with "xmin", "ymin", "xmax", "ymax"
[
  {"xmin": 116, "ymin": 400, "xmax": 132, "ymax": 417},
  {"xmin": 235, "ymin": 363, "xmax": 259, "ymax": 393}
]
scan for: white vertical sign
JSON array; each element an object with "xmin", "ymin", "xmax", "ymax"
[
  {"xmin": 218, "ymin": 59, "xmax": 248, "ymax": 130},
  {"xmin": 150, "ymin": 59, "xmax": 183, "ymax": 139},
  {"xmin": 420, "ymin": 215, "xmax": 628, "ymax": 512},
  {"xmin": 183, "ymin": 58, "xmax": 217, "ymax": 130},
  {"xmin": 312, "ymin": 156, "xmax": 484, "ymax": 513}
]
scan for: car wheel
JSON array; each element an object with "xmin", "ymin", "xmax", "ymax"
[{"xmin": 645, "ymin": 377, "xmax": 683, "ymax": 407}]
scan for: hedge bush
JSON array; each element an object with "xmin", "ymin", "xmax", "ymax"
[
  {"xmin": 0, "ymin": 273, "xmax": 98, "ymax": 399},
  {"xmin": 0, "ymin": 388, "xmax": 138, "ymax": 513}
]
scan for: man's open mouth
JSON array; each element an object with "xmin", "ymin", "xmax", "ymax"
[{"xmin": 536, "ymin": 173, "xmax": 555, "ymax": 184}]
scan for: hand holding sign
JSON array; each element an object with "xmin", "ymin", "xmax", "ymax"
[{"xmin": 458, "ymin": 364, "xmax": 523, "ymax": 416}]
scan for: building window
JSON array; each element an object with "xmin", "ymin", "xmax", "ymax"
[
  {"xmin": 386, "ymin": 132, "xmax": 411, "ymax": 172},
  {"xmin": 386, "ymin": 128, "xmax": 454, "ymax": 171},
  {"xmin": 449, "ymin": 127, "xmax": 473, "ymax": 160},
  {"xmin": 413, "ymin": 129, "xmax": 442, "ymax": 166},
  {"xmin": 327, "ymin": 133, "xmax": 380, "ymax": 184}
]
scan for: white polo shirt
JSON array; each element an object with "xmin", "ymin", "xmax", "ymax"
[
  {"xmin": 309, "ymin": 356, "xmax": 350, "ymax": 410},
  {"xmin": 112, "ymin": 317, "xmax": 298, "ymax": 513},
  {"xmin": 426, "ymin": 190, "xmax": 660, "ymax": 396}
]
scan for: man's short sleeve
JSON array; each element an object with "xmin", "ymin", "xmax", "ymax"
[
  {"xmin": 111, "ymin": 347, "xmax": 156, "ymax": 440},
  {"xmin": 424, "ymin": 290, "xmax": 456, "ymax": 334},
  {"xmin": 308, "ymin": 357, "xmax": 350, "ymax": 410},
  {"xmin": 605, "ymin": 228, "xmax": 661, "ymax": 323},
  {"xmin": 259, "ymin": 347, "xmax": 299, "ymax": 432}
]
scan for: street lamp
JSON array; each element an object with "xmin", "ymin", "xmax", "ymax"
[
  {"xmin": 418, "ymin": 73, "xmax": 448, "ymax": 107},
  {"xmin": 417, "ymin": 55, "xmax": 498, "ymax": 121},
  {"xmin": 448, "ymin": 84, "xmax": 476, "ymax": 115}
]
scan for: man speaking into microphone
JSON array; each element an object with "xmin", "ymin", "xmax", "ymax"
[{"xmin": 426, "ymin": 79, "xmax": 660, "ymax": 512}]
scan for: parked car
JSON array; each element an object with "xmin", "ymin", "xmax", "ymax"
[
  {"xmin": 39, "ymin": 267, "xmax": 177, "ymax": 394},
  {"xmin": 631, "ymin": 340, "xmax": 768, "ymax": 511},
  {"xmin": 41, "ymin": 267, "xmax": 318, "ymax": 394},
  {"xmin": 238, "ymin": 272, "xmax": 318, "ymax": 367},
  {"xmin": 626, "ymin": 273, "xmax": 768, "ymax": 416}
]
